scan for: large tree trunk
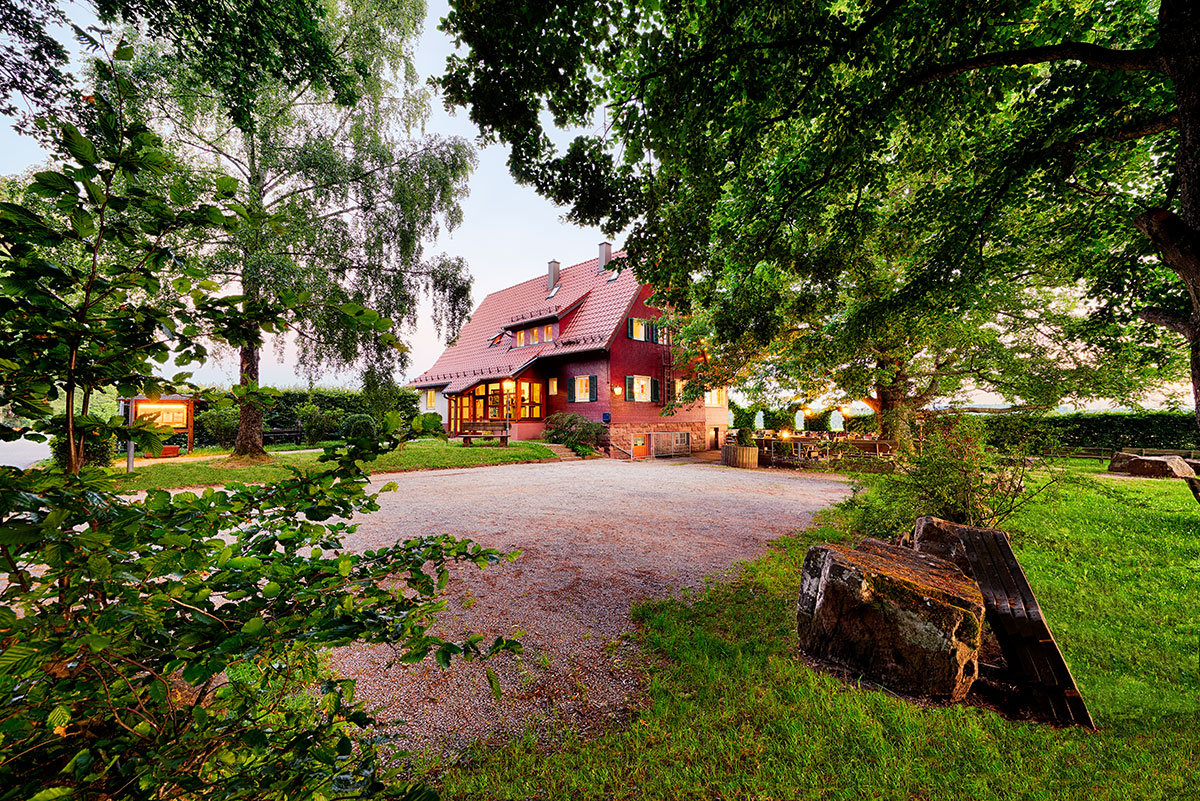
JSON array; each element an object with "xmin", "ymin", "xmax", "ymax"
[
  {"xmin": 1140, "ymin": 1, "xmax": 1200, "ymax": 432},
  {"xmin": 232, "ymin": 341, "xmax": 266, "ymax": 457}
]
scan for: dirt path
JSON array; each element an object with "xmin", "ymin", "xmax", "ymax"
[{"xmin": 331, "ymin": 458, "xmax": 850, "ymax": 754}]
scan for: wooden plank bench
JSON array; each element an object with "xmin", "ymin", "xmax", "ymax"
[
  {"xmin": 955, "ymin": 526, "xmax": 1096, "ymax": 729},
  {"xmin": 457, "ymin": 421, "xmax": 510, "ymax": 446},
  {"xmin": 263, "ymin": 426, "xmax": 303, "ymax": 445}
]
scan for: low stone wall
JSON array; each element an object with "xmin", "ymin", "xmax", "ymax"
[{"xmin": 606, "ymin": 420, "xmax": 711, "ymax": 456}]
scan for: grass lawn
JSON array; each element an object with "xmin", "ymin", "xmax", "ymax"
[
  {"xmin": 113, "ymin": 438, "xmax": 555, "ymax": 492},
  {"xmin": 419, "ymin": 462, "xmax": 1200, "ymax": 800}
]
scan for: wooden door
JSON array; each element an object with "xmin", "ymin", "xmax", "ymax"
[{"xmin": 632, "ymin": 434, "xmax": 649, "ymax": 458}]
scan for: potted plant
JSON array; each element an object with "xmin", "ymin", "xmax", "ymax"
[{"xmin": 723, "ymin": 427, "xmax": 759, "ymax": 468}]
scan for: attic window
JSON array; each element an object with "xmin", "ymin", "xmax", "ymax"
[
  {"xmin": 489, "ymin": 331, "xmax": 504, "ymax": 347},
  {"xmin": 547, "ymin": 284, "xmax": 561, "ymax": 299}
]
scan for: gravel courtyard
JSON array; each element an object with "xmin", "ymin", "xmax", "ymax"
[{"xmin": 330, "ymin": 457, "xmax": 850, "ymax": 753}]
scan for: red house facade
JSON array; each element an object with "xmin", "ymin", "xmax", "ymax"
[{"xmin": 411, "ymin": 244, "xmax": 729, "ymax": 455}]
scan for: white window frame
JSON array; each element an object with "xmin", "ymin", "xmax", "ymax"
[
  {"xmin": 632, "ymin": 375, "xmax": 651, "ymax": 402},
  {"xmin": 574, "ymin": 375, "xmax": 590, "ymax": 402},
  {"xmin": 549, "ymin": 377, "xmax": 558, "ymax": 395}
]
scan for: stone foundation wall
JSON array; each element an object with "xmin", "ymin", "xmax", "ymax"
[{"xmin": 606, "ymin": 420, "xmax": 719, "ymax": 457}]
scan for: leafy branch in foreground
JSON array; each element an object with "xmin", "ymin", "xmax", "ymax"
[{"xmin": 0, "ymin": 42, "xmax": 517, "ymax": 800}]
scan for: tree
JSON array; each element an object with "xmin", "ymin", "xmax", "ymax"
[
  {"xmin": 439, "ymin": 1, "xmax": 1200, "ymax": 426},
  {"xmin": 134, "ymin": 0, "xmax": 474, "ymax": 457},
  {"xmin": 0, "ymin": 46, "xmax": 515, "ymax": 799},
  {"xmin": 1, "ymin": 0, "xmax": 356, "ymax": 127}
]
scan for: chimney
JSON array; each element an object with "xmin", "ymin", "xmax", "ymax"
[
  {"xmin": 547, "ymin": 259, "xmax": 560, "ymax": 293},
  {"xmin": 598, "ymin": 241, "xmax": 612, "ymax": 273}
]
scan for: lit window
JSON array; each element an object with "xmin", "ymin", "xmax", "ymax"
[
  {"xmin": 675, "ymin": 379, "xmax": 686, "ymax": 399},
  {"xmin": 426, "ymin": 389, "xmax": 435, "ymax": 409},
  {"xmin": 531, "ymin": 327, "xmax": 539, "ymax": 344},
  {"xmin": 549, "ymin": 377, "xmax": 558, "ymax": 395},
  {"xmin": 632, "ymin": 319, "xmax": 645, "ymax": 340},
  {"xmin": 574, "ymin": 375, "xmax": 590, "ymax": 401},
  {"xmin": 544, "ymin": 324, "xmax": 553, "ymax": 341},
  {"xmin": 704, "ymin": 388, "xmax": 726, "ymax": 406},
  {"xmin": 516, "ymin": 330, "xmax": 524, "ymax": 347},
  {"xmin": 633, "ymin": 375, "xmax": 651, "ymax": 402},
  {"xmin": 489, "ymin": 332, "xmax": 503, "ymax": 347}
]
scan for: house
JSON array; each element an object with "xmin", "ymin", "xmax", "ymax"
[{"xmin": 411, "ymin": 243, "xmax": 729, "ymax": 456}]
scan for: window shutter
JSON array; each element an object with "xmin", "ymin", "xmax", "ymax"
[
  {"xmin": 651, "ymin": 377, "xmax": 661, "ymax": 403},
  {"xmin": 627, "ymin": 318, "xmax": 634, "ymax": 339},
  {"xmin": 625, "ymin": 375, "xmax": 634, "ymax": 398},
  {"xmin": 567, "ymin": 378, "xmax": 575, "ymax": 402},
  {"xmin": 649, "ymin": 323, "xmax": 658, "ymax": 343},
  {"xmin": 588, "ymin": 375, "xmax": 598, "ymax": 402}
]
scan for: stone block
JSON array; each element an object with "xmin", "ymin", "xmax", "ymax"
[
  {"xmin": 903, "ymin": 516, "xmax": 1009, "ymax": 579},
  {"xmin": 1108, "ymin": 451, "xmax": 1136, "ymax": 473},
  {"xmin": 1126, "ymin": 455, "xmax": 1195, "ymax": 479},
  {"xmin": 797, "ymin": 538, "xmax": 985, "ymax": 700}
]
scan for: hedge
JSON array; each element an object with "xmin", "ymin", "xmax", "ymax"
[{"xmin": 980, "ymin": 411, "xmax": 1199, "ymax": 451}]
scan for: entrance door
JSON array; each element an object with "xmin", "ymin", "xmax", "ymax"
[{"xmin": 632, "ymin": 434, "xmax": 649, "ymax": 458}]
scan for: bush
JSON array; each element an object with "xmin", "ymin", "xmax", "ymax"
[
  {"xmin": 196, "ymin": 406, "xmax": 239, "ymax": 448},
  {"xmin": 362, "ymin": 367, "xmax": 420, "ymax": 426},
  {"xmin": 571, "ymin": 443, "xmax": 598, "ymax": 457},
  {"xmin": 409, "ymin": 411, "xmax": 445, "ymax": 438},
  {"xmin": 296, "ymin": 401, "xmax": 344, "ymax": 446},
  {"xmin": 342, "ymin": 413, "xmax": 378, "ymax": 440},
  {"xmin": 543, "ymin": 412, "xmax": 607, "ymax": 450},
  {"xmin": 843, "ymin": 414, "xmax": 1058, "ymax": 539},
  {"xmin": 49, "ymin": 429, "xmax": 116, "ymax": 469},
  {"xmin": 844, "ymin": 412, "xmax": 878, "ymax": 435},
  {"xmin": 981, "ymin": 410, "xmax": 1198, "ymax": 451},
  {"xmin": 735, "ymin": 427, "xmax": 756, "ymax": 447}
]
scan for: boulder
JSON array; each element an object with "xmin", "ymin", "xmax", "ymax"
[
  {"xmin": 796, "ymin": 538, "xmax": 985, "ymax": 701},
  {"xmin": 1186, "ymin": 476, "xmax": 1200, "ymax": 504},
  {"xmin": 1126, "ymin": 455, "xmax": 1195, "ymax": 479},
  {"xmin": 1108, "ymin": 451, "xmax": 1136, "ymax": 473},
  {"xmin": 1185, "ymin": 459, "xmax": 1200, "ymax": 474}
]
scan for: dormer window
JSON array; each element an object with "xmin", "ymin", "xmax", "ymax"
[{"xmin": 516, "ymin": 330, "xmax": 525, "ymax": 347}]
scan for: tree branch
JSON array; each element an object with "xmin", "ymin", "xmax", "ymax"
[
  {"xmin": 917, "ymin": 42, "xmax": 1163, "ymax": 85},
  {"xmin": 1136, "ymin": 305, "xmax": 1199, "ymax": 341}
]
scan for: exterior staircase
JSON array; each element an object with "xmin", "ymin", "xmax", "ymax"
[{"xmin": 542, "ymin": 442, "xmax": 583, "ymax": 462}]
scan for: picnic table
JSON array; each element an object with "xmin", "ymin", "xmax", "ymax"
[{"xmin": 456, "ymin": 421, "xmax": 510, "ymax": 446}]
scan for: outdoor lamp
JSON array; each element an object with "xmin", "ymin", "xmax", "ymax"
[
  {"xmin": 612, "ymin": 384, "xmax": 623, "ymax": 395},
  {"xmin": 781, "ymin": 430, "xmax": 790, "ymax": 438}
]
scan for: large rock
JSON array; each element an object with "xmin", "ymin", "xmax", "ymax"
[
  {"xmin": 1126, "ymin": 455, "xmax": 1195, "ymax": 479},
  {"xmin": 796, "ymin": 538, "xmax": 985, "ymax": 701},
  {"xmin": 1108, "ymin": 451, "xmax": 1136, "ymax": 473},
  {"xmin": 1184, "ymin": 459, "xmax": 1200, "ymax": 474},
  {"xmin": 1187, "ymin": 476, "xmax": 1200, "ymax": 504}
]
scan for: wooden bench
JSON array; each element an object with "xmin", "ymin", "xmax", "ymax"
[
  {"xmin": 955, "ymin": 526, "xmax": 1095, "ymax": 728},
  {"xmin": 457, "ymin": 421, "xmax": 510, "ymax": 446},
  {"xmin": 263, "ymin": 426, "xmax": 303, "ymax": 445}
]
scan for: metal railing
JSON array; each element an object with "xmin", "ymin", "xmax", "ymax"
[{"xmin": 627, "ymin": 431, "xmax": 691, "ymax": 459}]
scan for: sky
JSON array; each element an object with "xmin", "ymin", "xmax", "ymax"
[{"xmin": 0, "ymin": 0, "xmax": 608, "ymax": 390}]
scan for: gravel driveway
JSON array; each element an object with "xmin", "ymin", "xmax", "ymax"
[{"xmin": 331, "ymin": 458, "xmax": 850, "ymax": 753}]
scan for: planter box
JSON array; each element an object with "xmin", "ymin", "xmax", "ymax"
[{"xmin": 722, "ymin": 444, "xmax": 759, "ymax": 469}]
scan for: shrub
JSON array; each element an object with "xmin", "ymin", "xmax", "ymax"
[
  {"xmin": 981, "ymin": 410, "xmax": 1199, "ymax": 451},
  {"xmin": 571, "ymin": 443, "xmax": 598, "ymax": 457},
  {"xmin": 843, "ymin": 414, "xmax": 1059, "ymax": 539},
  {"xmin": 543, "ymin": 412, "xmax": 606, "ymax": 449},
  {"xmin": 49, "ymin": 428, "xmax": 116, "ymax": 469},
  {"xmin": 196, "ymin": 406, "xmax": 239, "ymax": 448},
  {"xmin": 735, "ymin": 427, "xmax": 756, "ymax": 447},
  {"xmin": 342, "ymin": 413, "xmax": 378, "ymax": 440},
  {"xmin": 410, "ymin": 411, "xmax": 445, "ymax": 438},
  {"xmin": 362, "ymin": 366, "xmax": 420, "ymax": 426},
  {"xmin": 296, "ymin": 401, "xmax": 344, "ymax": 446}
]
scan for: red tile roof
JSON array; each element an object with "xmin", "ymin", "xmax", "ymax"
[{"xmin": 412, "ymin": 252, "xmax": 639, "ymax": 393}]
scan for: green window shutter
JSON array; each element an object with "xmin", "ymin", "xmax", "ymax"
[
  {"xmin": 589, "ymin": 375, "xmax": 598, "ymax": 402},
  {"xmin": 625, "ymin": 375, "xmax": 634, "ymax": 398},
  {"xmin": 567, "ymin": 378, "xmax": 575, "ymax": 402},
  {"xmin": 650, "ymin": 323, "xmax": 658, "ymax": 343},
  {"xmin": 627, "ymin": 318, "xmax": 634, "ymax": 339},
  {"xmin": 651, "ymin": 377, "xmax": 661, "ymax": 403}
]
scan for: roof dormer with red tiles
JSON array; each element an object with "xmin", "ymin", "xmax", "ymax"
[{"xmin": 411, "ymin": 243, "xmax": 729, "ymax": 455}]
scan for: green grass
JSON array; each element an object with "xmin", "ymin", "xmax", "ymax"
[
  {"xmin": 419, "ymin": 465, "xmax": 1200, "ymax": 800},
  {"xmin": 113, "ymin": 438, "xmax": 555, "ymax": 492}
]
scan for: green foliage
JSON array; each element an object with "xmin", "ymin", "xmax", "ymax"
[
  {"xmin": 362, "ymin": 366, "xmax": 420, "ymax": 428},
  {"xmin": 409, "ymin": 412, "xmax": 445, "ymax": 439},
  {"xmin": 49, "ymin": 425, "xmax": 116, "ymax": 470},
  {"xmin": 296, "ymin": 400, "xmax": 344, "ymax": 447},
  {"xmin": 842, "ymin": 415, "xmax": 1059, "ymax": 539},
  {"xmin": 844, "ymin": 413, "xmax": 879, "ymax": 435},
  {"xmin": 196, "ymin": 405, "xmax": 240, "ymax": 448},
  {"xmin": 570, "ymin": 443, "xmax": 598, "ymax": 457},
  {"xmin": 0, "ymin": 58, "xmax": 516, "ymax": 800},
  {"xmin": 734, "ymin": 427, "xmax": 755, "ymax": 447},
  {"xmin": 341, "ymin": 413, "xmax": 378, "ymax": 440},
  {"xmin": 982, "ymin": 411, "xmax": 1200, "ymax": 452},
  {"xmin": 542, "ymin": 412, "xmax": 607, "ymax": 450}
]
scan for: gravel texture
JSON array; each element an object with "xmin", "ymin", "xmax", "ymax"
[{"xmin": 329, "ymin": 458, "xmax": 850, "ymax": 754}]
